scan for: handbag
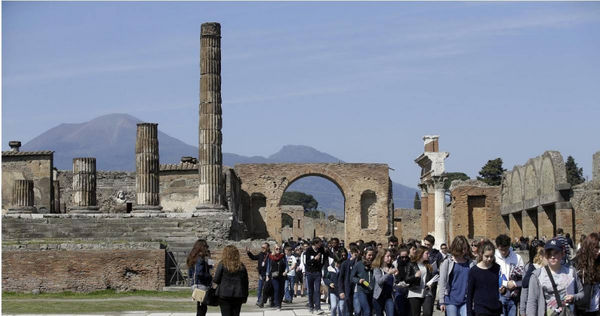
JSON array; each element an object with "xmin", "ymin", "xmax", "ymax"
[
  {"xmin": 203, "ymin": 286, "xmax": 219, "ymax": 306},
  {"xmin": 192, "ymin": 287, "xmax": 206, "ymax": 302},
  {"xmin": 545, "ymin": 266, "xmax": 574, "ymax": 316}
]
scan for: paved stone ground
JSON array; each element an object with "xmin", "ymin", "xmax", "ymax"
[{"xmin": 3, "ymin": 295, "xmax": 445, "ymax": 316}]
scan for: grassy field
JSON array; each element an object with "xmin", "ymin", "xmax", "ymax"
[{"xmin": 2, "ymin": 289, "xmax": 258, "ymax": 314}]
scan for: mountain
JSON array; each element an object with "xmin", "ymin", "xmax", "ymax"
[{"xmin": 21, "ymin": 114, "xmax": 418, "ymax": 214}]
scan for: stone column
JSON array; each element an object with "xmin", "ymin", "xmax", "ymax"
[
  {"xmin": 70, "ymin": 158, "xmax": 100, "ymax": 213},
  {"xmin": 537, "ymin": 205, "xmax": 555, "ymax": 239},
  {"xmin": 420, "ymin": 187, "xmax": 429, "ymax": 238},
  {"xmin": 509, "ymin": 212, "xmax": 523, "ymax": 240},
  {"xmin": 8, "ymin": 180, "xmax": 36, "ymax": 213},
  {"xmin": 522, "ymin": 209, "xmax": 537, "ymax": 239},
  {"xmin": 555, "ymin": 202, "xmax": 574, "ymax": 238},
  {"xmin": 133, "ymin": 123, "xmax": 163, "ymax": 213},
  {"xmin": 53, "ymin": 180, "xmax": 61, "ymax": 213},
  {"xmin": 197, "ymin": 22, "xmax": 224, "ymax": 210},
  {"xmin": 433, "ymin": 177, "xmax": 447, "ymax": 245},
  {"xmin": 427, "ymin": 182, "xmax": 435, "ymax": 235}
]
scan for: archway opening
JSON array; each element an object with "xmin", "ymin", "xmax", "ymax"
[{"xmin": 279, "ymin": 175, "xmax": 345, "ymax": 242}]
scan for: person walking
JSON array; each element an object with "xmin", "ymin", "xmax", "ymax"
[
  {"xmin": 268, "ymin": 244, "xmax": 287, "ymax": 310},
  {"xmin": 495, "ymin": 234, "xmax": 525, "ymax": 316},
  {"xmin": 373, "ymin": 248, "xmax": 397, "ymax": 316},
  {"xmin": 351, "ymin": 246, "xmax": 376, "ymax": 316},
  {"xmin": 187, "ymin": 239, "xmax": 212, "ymax": 316},
  {"xmin": 324, "ymin": 257, "xmax": 344, "ymax": 316},
  {"xmin": 438, "ymin": 235, "xmax": 475, "ymax": 316},
  {"xmin": 526, "ymin": 238, "xmax": 584, "ymax": 316},
  {"xmin": 466, "ymin": 240, "xmax": 502, "ymax": 316},
  {"xmin": 339, "ymin": 245, "xmax": 360, "ymax": 316},
  {"xmin": 395, "ymin": 246, "xmax": 412, "ymax": 316},
  {"xmin": 213, "ymin": 245, "xmax": 249, "ymax": 316},
  {"xmin": 306, "ymin": 238, "xmax": 327, "ymax": 314},
  {"xmin": 573, "ymin": 233, "xmax": 600, "ymax": 316},
  {"xmin": 519, "ymin": 240, "xmax": 547, "ymax": 316},
  {"xmin": 406, "ymin": 246, "xmax": 437, "ymax": 316},
  {"xmin": 246, "ymin": 242, "xmax": 270, "ymax": 307},
  {"xmin": 284, "ymin": 245, "xmax": 297, "ymax": 303}
]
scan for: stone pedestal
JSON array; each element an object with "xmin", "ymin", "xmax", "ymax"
[
  {"xmin": 197, "ymin": 22, "xmax": 224, "ymax": 210},
  {"xmin": 69, "ymin": 158, "xmax": 100, "ymax": 213},
  {"xmin": 8, "ymin": 180, "xmax": 36, "ymax": 213},
  {"xmin": 133, "ymin": 123, "xmax": 163, "ymax": 213},
  {"xmin": 522, "ymin": 209, "xmax": 537, "ymax": 239},
  {"xmin": 555, "ymin": 202, "xmax": 574, "ymax": 237},
  {"xmin": 538, "ymin": 205, "xmax": 555, "ymax": 239},
  {"xmin": 433, "ymin": 177, "xmax": 446, "ymax": 245}
]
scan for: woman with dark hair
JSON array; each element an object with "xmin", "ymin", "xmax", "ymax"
[
  {"xmin": 213, "ymin": 245, "xmax": 249, "ymax": 316},
  {"xmin": 187, "ymin": 239, "xmax": 211, "ymax": 316},
  {"xmin": 267, "ymin": 244, "xmax": 287, "ymax": 310},
  {"xmin": 406, "ymin": 246, "xmax": 436, "ymax": 316},
  {"xmin": 438, "ymin": 235, "xmax": 475, "ymax": 316},
  {"xmin": 526, "ymin": 238, "xmax": 584, "ymax": 316},
  {"xmin": 520, "ymin": 240, "xmax": 546, "ymax": 316},
  {"xmin": 573, "ymin": 233, "xmax": 600, "ymax": 316},
  {"xmin": 466, "ymin": 240, "xmax": 502, "ymax": 316}
]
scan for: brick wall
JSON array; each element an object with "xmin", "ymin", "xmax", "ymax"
[
  {"xmin": 450, "ymin": 181, "xmax": 501, "ymax": 240},
  {"xmin": 2, "ymin": 249, "xmax": 164, "ymax": 293}
]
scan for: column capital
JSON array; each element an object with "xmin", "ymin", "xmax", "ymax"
[{"xmin": 432, "ymin": 176, "xmax": 446, "ymax": 190}]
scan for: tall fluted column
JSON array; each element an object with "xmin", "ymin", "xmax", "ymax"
[
  {"xmin": 133, "ymin": 123, "xmax": 162, "ymax": 213},
  {"xmin": 8, "ymin": 180, "xmax": 36, "ymax": 213},
  {"xmin": 197, "ymin": 22, "xmax": 224, "ymax": 210},
  {"xmin": 433, "ymin": 176, "xmax": 447, "ymax": 245},
  {"xmin": 70, "ymin": 157, "xmax": 100, "ymax": 213}
]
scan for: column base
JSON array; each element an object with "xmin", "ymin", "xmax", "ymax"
[
  {"xmin": 7, "ymin": 206, "xmax": 37, "ymax": 214},
  {"xmin": 196, "ymin": 204, "xmax": 226, "ymax": 211},
  {"xmin": 132, "ymin": 205, "xmax": 163, "ymax": 213},
  {"xmin": 69, "ymin": 206, "xmax": 100, "ymax": 214}
]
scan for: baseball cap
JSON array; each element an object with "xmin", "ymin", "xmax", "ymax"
[{"xmin": 545, "ymin": 239, "xmax": 563, "ymax": 252}]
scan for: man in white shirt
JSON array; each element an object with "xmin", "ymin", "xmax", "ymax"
[
  {"xmin": 284, "ymin": 245, "xmax": 297, "ymax": 303},
  {"xmin": 495, "ymin": 234, "xmax": 525, "ymax": 316}
]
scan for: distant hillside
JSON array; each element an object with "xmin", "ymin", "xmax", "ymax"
[{"xmin": 22, "ymin": 113, "xmax": 418, "ymax": 215}]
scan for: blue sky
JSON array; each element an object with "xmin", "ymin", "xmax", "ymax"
[{"xmin": 2, "ymin": 2, "xmax": 599, "ymax": 187}]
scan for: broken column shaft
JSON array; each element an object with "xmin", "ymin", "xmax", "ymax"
[
  {"xmin": 70, "ymin": 157, "xmax": 100, "ymax": 213},
  {"xmin": 133, "ymin": 123, "xmax": 162, "ymax": 213},
  {"xmin": 8, "ymin": 179, "xmax": 36, "ymax": 213},
  {"xmin": 197, "ymin": 22, "xmax": 224, "ymax": 210}
]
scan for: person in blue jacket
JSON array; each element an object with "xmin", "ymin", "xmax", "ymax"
[
  {"xmin": 324, "ymin": 256, "xmax": 344, "ymax": 316},
  {"xmin": 187, "ymin": 239, "xmax": 212, "ymax": 316},
  {"xmin": 351, "ymin": 246, "xmax": 376, "ymax": 316},
  {"xmin": 339, "ymin": 245, "xmax": 361, "ymax": 316}
]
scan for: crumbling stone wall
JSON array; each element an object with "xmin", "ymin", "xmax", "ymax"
[
  {"xmin": 571, "ymin": 152, "xmax": 600, "ymax": 237},
  {"xmin": 2, "ymin": 152, "xmax": 54, "ymax": 212},
  {"xmin": 395, "ymin": 208, "xmax": 421, "ymax": 241},
  {"xmin": 235, "ymin": 163, "xmax": 392, "ymax": 243},
  {"xmin": 2, "ymin": 246, "xmax": 164, "ymax": 293},
  {"xmin": 450, "ymin": 180, "xmax": 503, "ymax": 240}
]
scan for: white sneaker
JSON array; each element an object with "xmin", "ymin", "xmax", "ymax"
[{"xmin": 316, "ymin": 309, "xmax": 325, "ymax": 315}]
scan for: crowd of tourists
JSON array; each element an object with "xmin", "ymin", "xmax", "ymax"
[{"xmin": 187, "ymin": 229, "xmax": 600, "ymax": 316}]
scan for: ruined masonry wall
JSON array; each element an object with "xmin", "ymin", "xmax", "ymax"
[
  {"xmin": 2, "ymin": 155, "xmax": 53, "ymax": 212},
  {"xmin": 395, "ymin": 208, "xmax": 422, "ymax": 241}
]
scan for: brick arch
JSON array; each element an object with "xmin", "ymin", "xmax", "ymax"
[{"xmin": 235, "ymin": 163, "xmax": 392, "ymax": 243}]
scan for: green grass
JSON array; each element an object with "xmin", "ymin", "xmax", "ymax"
[{"xmin": 2, "ymin": 289, "xmax": 192, "ymax": 299}]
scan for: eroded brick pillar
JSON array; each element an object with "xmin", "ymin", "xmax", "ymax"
[
  {"xmin": 522, "ymin": 209, "xmax": 537, "ymax": 239},
  {"xmin": 420, "ymin": 189, "xmax": 429, "ymax": 238},
  {"xmin": 197, "ymin": 22, "xmax": 224, "ymax": 210},
  {"xmin": 538, "ymin": 205, "xmax": 555, "ymax": 239},
  {"xmin": 133, "ymin": 123, "xmax": 162, "ymax": 213},
  {"xmin": 555, "ymin": 202, "xmax": 574, "ymax": 238},
  {"xmin": 70, "ymin": 158, "xmax": 100, "ymax": 213},
  {"xmin": 509, "ymin": 212, "xmax": 523, "ymax": 240},
  {"xmin": 8, "ymin": 179, "xmax": 36, "ymax": 213}
]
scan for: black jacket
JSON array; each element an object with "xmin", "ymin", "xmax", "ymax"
[
  {"xmin": 247, "ymin": 251, "xmax": 270, "ymax": 276},
  {"xmin": 405, "ymin": 262, "xmax": 434, "ymax": 289},
  {"xmin": 268, "ymin": 255, "xmax": 287, "ymax": 279},
  {"xmin": 338, "ymin": 258, "xmax": 357, "ymax": 297},
  {"xmin": 213, "ymin": 262, "xmax": 249, "ymax": 302},
  {"xmin": 306, "ymin": 246, "xmax": 327, "ymax": 273}
]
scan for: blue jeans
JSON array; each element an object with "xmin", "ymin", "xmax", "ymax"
[
  {"xmin": 373, "ymin": 295, "xmax": 394, "ymax": 316},
  {"xmin": 330, "ymin": 293, "xmax": 341, "ymax": 316},
  {"xmin": 445, "ymin": 303, "xmax": 467, "ymax": 316},
  {"xmin": 256, "ymin": 276, "xmax": 264, "ymax": 304},
  {"xmin": 306, "ymin": 271, "xmax": 322, "ymax": 311},
  {"xmin": 284, "ymin": 275, "xmax": 295, "ymax": 302},
  {"xmin": 499, "ymin": 295, "xmax": 517, "ymax": 316},
  {"xmin": 355, "ymin": 291, "xmax": 373, "ymax": 316}
]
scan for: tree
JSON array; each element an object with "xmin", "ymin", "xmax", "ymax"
[
  {"xmin": 477, "ymin": 158, "xmax": 505, "ymax": 186},
  {"xmin": 443, "ymin": 172, "xmax": 470, "ymax": 191},
  {"xmin": 281, "ymin": 191, "xmax": 318, "ymax": 211},
  {"xmin": 565, "ymin": 155, "xmax": 585, "ymax": 186},
  {"xmin": 413, "ymin": 192, "xmax": 421, "ymax": 209}
]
